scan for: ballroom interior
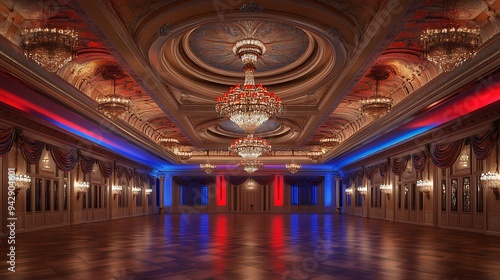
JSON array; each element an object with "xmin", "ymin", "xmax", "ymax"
[{"xmin": 0, "ymin": 0, "xmax": 500, "ymax": 278}]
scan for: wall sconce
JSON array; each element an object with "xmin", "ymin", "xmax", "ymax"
[
  {"xmin": 112, "ymin": 185, "xmax": 123, "ymax": 200},
  {"xmin": 75, "ymin": 181, "xmax": 89, "ymax": 200},
  {"xmin": 380, "ymin": 184, "xmax": 392, "ymax": 200},
  {"xmin": 417, "ymin": 180, "xmax": 432, "ymax": 199},
  {"xmin": 480, "ymin": 137, "xmax": 500, "ymax": 200},
  {"xmin": 417, "ymin": 158, "xmax": 432, "ymax": 200},
  {"xmin": 345, "ymin": 187, "xmax": 353, "ymax": 196},
  {"xmin": 145, "ymin": 188, "xmax": 153, "ymax": 195},
  {"xmin": 132, "ymin": 187, "xmax": 141, "ymax": 196},
  {"xmin": 357, "ymin": 186, "xmax": 367, "ymax": 197}
]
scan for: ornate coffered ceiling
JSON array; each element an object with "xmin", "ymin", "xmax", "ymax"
[{"xmin": 0, "ymin": 0, "xmax": 498, "ymax": 171}]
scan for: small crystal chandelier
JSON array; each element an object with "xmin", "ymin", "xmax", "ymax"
[
  {"xmin": 420, "ymin": 1, "xmax": 481, "ymax": 72},
  {"xmin": 41, "ymin": 151, "xmax": 51, "ymax": 169},
  {"xmin": 360, "ymin": 72, "xmax": 392, "ymax": 120},
  {"xmin": 229, "ymin": 134, "xmax": 271, "ymax": 160},
  {"xmin": 20, "ymin": 27, "xmax": 78, "ymax": 72},
  {"xmin": 320, "ymin": 135, "xmax": 340, "ymax": 148},
  {"xmin": 96, "ymin": 76, "xmax": 131, "ymax": 120},
  {"xmin": 286, "ymin": 150, "xmax": 301, "ymax": 174},
  {"xmin": 215, "ymin": 39, "xmax": 283, "ymax": 134},
  {"xmin": 238, "ymin": 159, "xmax": 264, "ymax": 174},
  {"xmin": 157, "ymin": 136, "xmax": 179, "ymax": 149},
  {"xmin": 307, "ymin": 150, "xmax": 323, "ymax": 163},
  {"xmin": 175, "ymin": 150, "xmax": 192, "ymax": 163},
  {"xmin": 243, "ymin": 177, "xmax": 259, "ymax": 190},
  {"xmin": 200, "ymin": 150, "xmax": 216, "ymax": 174}
]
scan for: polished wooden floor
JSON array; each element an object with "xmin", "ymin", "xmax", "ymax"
[{"xmin": 2, "ymin": 213, "xmax": 500, "ymax": 280}]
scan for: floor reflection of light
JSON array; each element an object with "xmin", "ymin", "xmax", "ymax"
[
  {"xmin": 214, "ymin": 215, "xmax": 228, "ymax": 274},
  {"xmin": 271, "ymin": 215, "xmax": 285, "ymax": 272}
]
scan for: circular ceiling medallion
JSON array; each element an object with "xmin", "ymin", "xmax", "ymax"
[{"xmin": 187, "ymin": 20, "xmax": 310, "ymax": 73}]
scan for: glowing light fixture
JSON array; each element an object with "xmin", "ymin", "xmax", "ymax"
[
  {"xmin": 481, "ymin": 138, "xmax": 500, "ymax": 193},
  {"xmin": 345, "ymin": 187, "xmax": 353, "ymax": 196},
  {"xmin": 360, "ymin": 67, "xmax": 392, "ymax": 120},
  {"xmin": 75, "ymin": 181, "xmax": 89, "ymax": 194},
  {"xmin": 229, "ymin": 134, "xmax": 271, "ymax": 160},
  {"xmin": 307, "ymin": 150, "xmax": 323, "ymax": 162},
  {"xmin": 417, "ymin": 158, "xmax": 432, "ymax": 199},
  {"xmin": 14, "ymin": 143, "xmax": 31, "ymax": 192},
  {"xmin": 357, "ymin": 186, "xmax": 367, "ymax": 196},
  {"xmin": 420, "ymin": 1, "xmax": 481, "ymax": 72},
  {"xmin": 459, "ymin": 148, "xmax": 469, "ymax": 168},
  {"xmin": 244, "ymin": 177, "xmax": 259, "ymax": 190},
  {"xmin": 132, "ymin": 187, "xmax": 141, "ymax": 195},
  {"xmin": 286, "ymin": 150, "xmax": 301, "ymax": 174},
  {"xmin": 238, "ymin": 159, "xmax": 263, "ymax": 174},
  {"xmin": 41, "ymin": 151, "xmax": 51, "ymax": 169},
  {"xmin": 157, "ymin": 136, "xmax": 179, "ymax": 149},
  {"xmin": 96, "ymin": 76, "xmax": 131, "ymax": 120},
  {"xmin": 380, "ymin": 184, "xmax": 392, "ymax": 200},
  {"xmin": 175, "ymin": 150, "xmax": 192, "ymax": 163},
  {"xmin": 215, "ymin": 38, "xmax": 282, "ymax": 134},
  {"xmin": 200, "ymin": 150, "xmax": 216, "ymax": 174},
  {"xmin": 320, "ymin": 135, "xmax": 340, "ymax": 148}
]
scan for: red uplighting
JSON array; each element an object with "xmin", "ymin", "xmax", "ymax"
[
  {"xmin": 274, "ymin": 175, "xmax": 284, "ymax": 206},
  {"xmin": 216, "ymin": 175, "xmax": 227, "ymax": 206}
]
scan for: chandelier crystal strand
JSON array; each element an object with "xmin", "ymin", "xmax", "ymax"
[
  {"xmin": 229, "ymin": 134, "xmax": 271, "ymax": 160},
  {"xmin": 216, "ymin": 39, "xmax": 282, "ymax": 134}
]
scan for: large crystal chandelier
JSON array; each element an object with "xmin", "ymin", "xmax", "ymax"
[
  {"xmin": 421, "ymin": 26, "xmax": 481, "ymax": 72},
  {"xmin": 420, "ymin": 1, "xmax": 481, "ymax": 72},
  {"xmin": 215, "ymin": 39, "xmax": 283, "ymax": 134},
  {"xmin": 360, "ymin": 70, "xmax": 392, "ymax": 120},
  {"xmin": 229, "ymin": 134, "xmax": 271, "ymax": 160},
  {"xmin": 20, "ymin": 27, "xmax": 78, "ymax": 72},
  {"xmin": 238, "ymin": 159, "xmax": 263, "ymax": 174},
  {"xmin": 96, "ymin": 77, "xmax": 131, "ymax": 120}
]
